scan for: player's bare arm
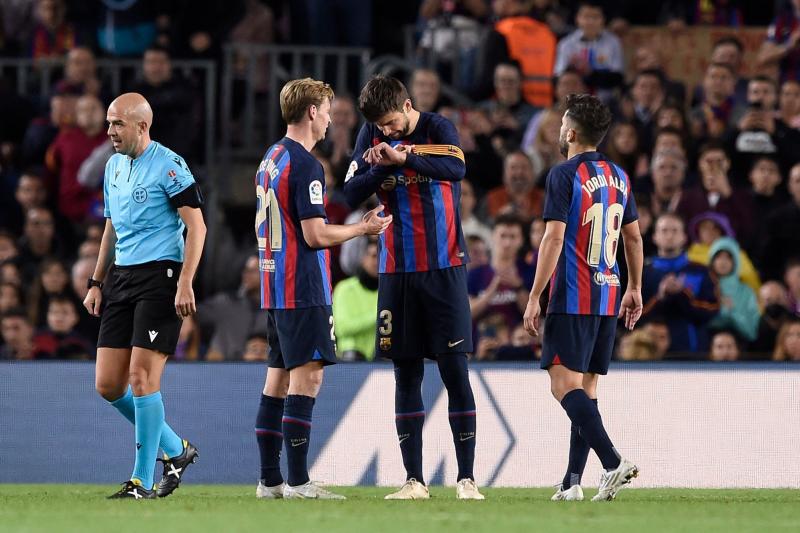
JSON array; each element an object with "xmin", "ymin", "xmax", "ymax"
[
  {"xmin": 523, "ymin": 220, "xmax": 566, "ymax": 337},
  {"xmin": 175, "ymin": 206, "xmax": 207, "ymax": 318},
  {"xmin": 83, "ymin": 218, "xmax": 117, "ymax": 317},
  {"xmin": 300, "ymin": 205, "xmax": 392, "ymax": 249},
  {"xmin": 619, "ymin": 220, "xmax": 644, "ymax": 331}
]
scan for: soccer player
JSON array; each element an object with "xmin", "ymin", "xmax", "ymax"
[
  {"xmin": 84, "ymin": 93, "xmax": 205, "ymax": 499},
  {"xmin": 523, "ymin": 94, "xmax": 643, "ymax": 502},
  {"xmin": 344, "ymin": 76, "xmax": 484, "ymax": 500},
  {"xmin": 253, "ymin": 78, "xmax": 391, "ymax": 500}
]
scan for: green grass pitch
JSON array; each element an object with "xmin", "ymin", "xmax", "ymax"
[{"xmin": 1, "ymin": 485, "xmax": 799, "ymax": 533}]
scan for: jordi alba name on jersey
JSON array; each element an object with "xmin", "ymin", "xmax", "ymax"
[
  {"xmin": 348, "ymin": 112, "xmax": 469, "ymax": 274},
  {"xmin": 255, "ymin": 137, "xmax": 332, "ymax": 310},
  {"xmin": 103, "ymin": 141, "xmax": 195, "ymax": 266},
  {"xmin": 543, "ymin": 151, "xmax": 638, "ymax": 316}
]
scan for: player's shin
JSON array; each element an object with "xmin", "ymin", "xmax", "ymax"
[
  {"xmin": 108, "ymin": 385, "xmax": 183, "ymax": 458},
  {"xmin": 562, "ymin": 398, "xmax": 597, "ymax": 489},
  {"xmin": 131, "ymin": 391, "xmax": 166, "ymax": 489},
  {"xmin": 394, "ymin": 359, "xmax": 425, "ymax": 483},
  {"xmin": 437, "ymin": 354, "xmax": 476, "ymax": 481},
  {"xmin": 256, "ymin": 394, "xmax": 286, "ymax": 486},
  {"xmin": 282, "ymin": 395, "xmax": 315, "ymax": 487},
  {"xmin": 560, "ymin": 390, "xmax": 620, "ymax": 471}
]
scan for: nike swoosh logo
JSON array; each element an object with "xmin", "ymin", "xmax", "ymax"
[
  {"xmin": 291, "ymin": 440, "xmax": 307, "ymax": 447},
  {"xmin": 448, "ymin": 339, "xmax": 465, "ymax": 348},
  {"xmin": 459, "ymin": 435, "xmax": 475, "ymax": 441},
  {"xmin": 398, "ymin": 435, "xmax": 409, "ymax": 444}
]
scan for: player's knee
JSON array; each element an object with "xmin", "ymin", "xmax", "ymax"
[
  {"xmin": 95, "ymin": 379, "xmax": 126, "ymax": 401},
  {"xmin": 128, "ymin": 368, "xmax": 154, "ymax": 395}
]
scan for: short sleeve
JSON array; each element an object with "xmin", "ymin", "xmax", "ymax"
[
  {"xmin": 542, "ymin": 166, "xmax": 572, "ymax": 223},
  {"xmin": 295, "ymin": 158, "xmax": 327, "ymax": 220},
  {"xmin": 622, "ymin": 191, "xmax": 639, "ymax": 226},
  {"xmin": 161, "ymin": 154, "xmax": 195, "ymax": 197},
  {"xmin": 103, "ymin": 159, "xmax": 113, "ymax": 218}
]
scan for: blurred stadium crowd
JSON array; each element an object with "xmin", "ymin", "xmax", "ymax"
[{"xmin": 1, "ymin": 0, "xmax": 800, "ymax": 364}]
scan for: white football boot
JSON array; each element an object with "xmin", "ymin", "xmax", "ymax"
[
  {"xmin": 456, "ymin": 478, "xmax": 485, "ymax": 500},
  {"xmin": 551, "ymin": 484, "xmax": 584, "ymax": 501},
  {"xmin": 256, "ymin": 480, "xmax": 285, "ymax": 499},
  {"xmin": 283, "ymin": 481, "xmax": 346, "ymax": 500},
  {"xmin": 384, "ymin": 478, "xmax": 431, "ymax": 500},
  {"xmin": 591, "ymin": 459, "xmax": 639, "ymax": 501}
]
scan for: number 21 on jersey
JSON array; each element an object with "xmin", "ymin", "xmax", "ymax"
[
  {"xmin": 256, "ymin": 184, "xmax": 282, "ymax": 251},
  {"xmin": 582, "ymin": 202, "xmax": 623, "ymax": 268}
]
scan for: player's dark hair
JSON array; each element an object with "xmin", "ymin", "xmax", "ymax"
[
  {"xmin": 713, "ymin": 36, "xmax": 744, "ymax": 54},
  {"xmin": 564, "ymin": 93, "xmax": 612, "ymax": 146},
  {"xmin": 493, "ymin": 213, "xmax": 526, "ymax": 236},
  {"xmin": 358, "ymin": 76, "xmax": 410, "ymax": 123}
]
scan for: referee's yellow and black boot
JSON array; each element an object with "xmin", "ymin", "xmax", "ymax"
[
  {"xmin": 155, "ymin": 440, "xmax": 199, "ymax": 497},
  {"xmin": 108, "ymin": 479, "xmax": 157, "ymax": 500}
]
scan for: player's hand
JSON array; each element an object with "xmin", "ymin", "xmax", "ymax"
[
  {"xmin": 175, "ymin": 281, "xmax": 196, "ymax": 318},
  {"xmin": 83, "ymin": 286, "xmax": 102, "ymax": 317},
  {"xmin": 618, "ymin": 289, "xmax": 643, "ymax": 331},
  {"xmin": 362, "ymin": 205, "xmax": 393, "ymax": 235},
  {"xmin": 368, "ymin": 142, "xmax": 407, "ymax": 167},
  {"xmin": 523, "ymin": 297, "xmax": 541, "ymax": 337}
]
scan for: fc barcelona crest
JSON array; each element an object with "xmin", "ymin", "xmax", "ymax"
[{"xmin": 380, "ymin": 337, "xmax": 392, "ymax": 351}]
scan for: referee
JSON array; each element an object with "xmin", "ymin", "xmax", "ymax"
[{"xmin": 84, "ymin": 93, "xmax": 206, "ymax": 500}]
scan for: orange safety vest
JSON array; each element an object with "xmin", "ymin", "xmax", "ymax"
[{"xmin": 495, "ymin": 16, "xmax": 556, "ymax": 108}]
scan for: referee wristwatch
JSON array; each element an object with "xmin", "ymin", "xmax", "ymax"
[{"xmin": 87, "ymin": 278, "xmax": 104, "ymax": 290}]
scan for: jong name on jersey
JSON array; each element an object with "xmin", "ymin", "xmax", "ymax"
[
  {"xmin": 346, "ymin": 112, "xmax": 469, "ymax": 274},
  {"xmin": 255, "ymin": 137, "xmax": 332, "ymax": 309},
  {"xmin": 542, "ymin": 151, "xmax": 638, "ymax": 316}
]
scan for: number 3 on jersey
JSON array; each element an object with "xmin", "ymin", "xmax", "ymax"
[
  {"xmin": 582, "ymin": 202, "xmax": 623, "ymax": 268},
  {"xmin": 256, "ymin": 184, "xmax": 282, "ymax": 251}
]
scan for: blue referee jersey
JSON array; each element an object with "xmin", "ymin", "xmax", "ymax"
[{"xmin": 103, "ymin": 141, "xmax": 195, "ymax": 266}]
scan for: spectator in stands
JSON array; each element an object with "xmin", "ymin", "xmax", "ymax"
[
  {"xmin": 522, "ymin": 68, "xmax": 587, "ymax": 152},
  {"xmin": 629, "ymin": 44, "xmax": 686, "ymax": 105},
  {"xmin": 27, "ymin": 256, "xmax": 75, "ymax": 328},
  {"xmin": 129, "ymin": 45, "xmax": 197, "ymax": 160},
  {"xmin": 483, "ymin": 150, "xmax": 544, "ymax": 222},
  {"xmin": 491, "ymin": 323, "xmax": 538, "ymax": 361},
  {"xmin": 70, "ymin": 255, "xmax": 99, "ymax": 343},
  {"xmin": 197, "ymin": 255, "xmax": 268, "ymax": 361},
  {"xmin": 28, "ymin": 0, "xmax": 76, "ymax": 59},
  {"xmin": 0, "ymin": 0, "xmax": 36, "ymax": 55},
  {"xmin": 439, "ymin": 106, "xmax": 503, "ymax": 192},
  {"xmin": 785, "ymin": 260, "xmax": 800, "ymax": 314},
  {"xmin": 642, "ymin": 213, "xmax": 719, "ymax": 354},
  {"xmin": 554, "ymin": 1, "xmax": 624, "ymax": 101},
  {"xmin": 625, "ymin": 69, "xmax": 666, "ymax": 152},
  {"xmin": 242, "ymin": 332, "xmax": 269, "ymax": 362},
  {"xmin": 603, "ymin": 120, "xmax": 647, "ymax": 179},
  {"xmin": 687, "ymin": 211, "xmax": 760, "ymax": 293},
  {"xmin": 661, "ymin": 0, "xmax": 744, "ymax": 28},
  {"xmin": 748, "ymin": 156, "xmax": 785, "ymax": 253},
  {"xmin": 644, "ymin": 320, "xmax": 671, "ymax": 359},
  {"xmin": 480, "ymin": 62, "xmax": 537, "ymax": 142},
  {"xmin": 650, "ymin": 127, "xmax": 690, "ymax": 179},
  {"xmin": 468, "ymin": 214, "xmax": 533, "ymax": 337},
  {"xmin": 700, "ymin": 36, "xmax": 748, "ymax": 107},
  {"xmin": 21, "ymin": 88, "xmax": 78, "ymax": 168},
  {"xmin": 707, "ymin": 237, "xmax": 759, "ymax": 342},
  {"xmin": 617, "ymin": 329, "xmax": 659, "ymax": 361},
  {"xmin": 779, "ymin": 79, "xmax": 800, "ymax": 128},
  {"xmin": 726, "ymin": 76, "xmax": 800, "ymax": 185},
  {"xmin": 677, "ymin": 142, "xmax": 754, "ymax": 247},
  {"xmin": 0, "ymin": 308, "xmax": 34, "ymax": 359},
  {"xmin": 709, "ymin": 331, "xmax": 740, "ymax": 361},
  {"xmin": 409, "ymin": 68, "xmax": 442, "ymax": 113},
  {"xmin": 472, "ymin": 0, "xmax": 556, "ymax": 107},
  {"xmin": 524, "ymin": 107, "xmax": 564, "ymax": 181},
  {"xmin": 2, "ymin": 171, "xmax": 45, "ymax": 236},
  {"xmin": 772, "ymin": 319, "xmax": 800, "ymax": 361},
  {"xmin": 0, "ymin": 261, "xmax": 22, "ymax": 286},
  {"xmin": 758, "ymin": 0, "xmax": 800, "ymax": 83},
  {"xmin": 53, "ymin": 47, "xmax": 108, "ymax": 103},
  {"xmin": 32, "ymin": 296, "xmax": 91, "ymax": 359},
  {"xmin": 753, "ymin": 281, "xmax": 797, "ymax": 355},
  {"xmin": 332, "ymin": 239, "xmax": 379, "ymax": 362},
  {"xmin": 173, "ymin": 315, "xmax": 202, "ymax": 361},
  {"xmin": 761, "ymin": 162, "xmax": 800, "ymax": 280},
  {"xmin": 655, "ymin": 102, "xmax": 689, "ymax": 135},
  {"xmin": 16, "ymin": 207, "xmax": 64, "ymax": 282},
  {"xmin": 0, "ymin": 282, "xmax": 24, "ymax": 314},
  {"xmin": 647, "ymin": 149, "xmax": 687, "ymax": 217},
  {"xmin": 465, "ymin": 235, "xmax": 489, "ymax": 272},
  {"xmin": 95, "ymin": 0, "xmax": 161, "ymax": 57},
  {"xmin": 523, "ymin": 217, "xmax": 545, "ymax": 269},
  {"xmin": 460, "ymin": 179, "xmax": 492, "ymax": 246},
  {"xmin": 690, "ymin": 63, "xmax": 735, "ymax": 141},
  {"xmin": 45, "ymin": 94, "xmax": 107, "ymax": 223},
  {"xmin": 325, "ymin": 93, "xmax": 359, "ymax": 180}
]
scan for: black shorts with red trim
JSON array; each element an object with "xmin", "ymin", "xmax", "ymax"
[{"xmin": 540, "ymin": 313, "xmax": 617, "ymax": 375}]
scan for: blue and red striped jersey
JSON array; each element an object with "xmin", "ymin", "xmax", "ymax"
[
  {"xmin": 542, "ymin": 151, "xmax": 638, "ymax": 316},
  {"xmin": 344, "ymin": 112, "xmax": 469, "ymax": 274},
  {"xmin": 255, "ymin": 137, "xmax": 332, "ymax": 309}
]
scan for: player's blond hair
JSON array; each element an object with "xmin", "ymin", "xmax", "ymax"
[{"xmin": 279, "ymin": 78, "xmax": 334, "ymax": 125}]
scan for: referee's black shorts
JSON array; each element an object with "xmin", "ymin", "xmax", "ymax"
[{"xmin": 97, "ymin": 260, "xmax": 183, "ymax": 355}]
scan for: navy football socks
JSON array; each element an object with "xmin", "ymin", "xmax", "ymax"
[
  {"xmin": 562, "ymin": 398, "xmax": 597, "ymax": 489},
  {"xmin": 256, "ymin": 394, "xmax": 285, "ymax": 486},
  {"xmin": 560, "ymin": 389, "xmax": 620, "ymax": 471},
  {"xmin": 437, "ymin": 354, "xmax": 476, "ymax": 482},
  {"xmin": 393, "ymin": 359, "xmax": 426, "ymax": 484},
  {"xmin": 282, "ymin": 395, "xmax": 315, "ymax": 487}
]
